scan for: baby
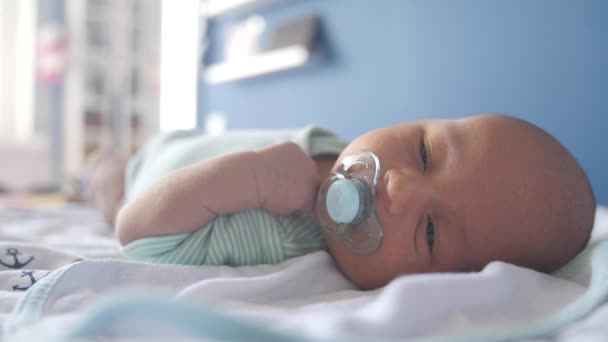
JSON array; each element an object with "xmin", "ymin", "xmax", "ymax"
[{"xmin": 92, "ymin": 114, "xmax": 596, "ymax": 290}]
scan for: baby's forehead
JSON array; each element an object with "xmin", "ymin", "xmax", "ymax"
[
  {"xmin": 451, "ymin": 115, "xmax": 558, "ymax": 162},
  {"xmin": 457, "ymin": 115, "xmax": 547, "ymax": 141},
  {"xmin": 436, "ymin": 119, "xmax": 553, "ymax": 237}
]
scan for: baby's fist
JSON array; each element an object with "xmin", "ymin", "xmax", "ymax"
[{"xmin": 255, "ymin": 142, "xmax": 321, "ymax": 215}]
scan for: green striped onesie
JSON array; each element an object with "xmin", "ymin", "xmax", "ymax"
[{"xmin": 121, "ymin": 126, "xmax": 347, "ymax": 266}]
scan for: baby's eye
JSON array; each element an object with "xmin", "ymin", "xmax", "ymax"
[
  {"xmin": 419, "ymin": 137, "xmax": 428, "ymax": 171},
  {"xmin": 426, "ymin": 217, "xmax": 435, "ymax": 252}
]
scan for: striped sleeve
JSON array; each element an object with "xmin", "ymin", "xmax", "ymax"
[
  {"xmin": 277, "ymin": 212, "xmax": 327, "ymax": 260},
  {"xmin": 121, "ymin": 209, "xmax": 287, "ymax": 266}
]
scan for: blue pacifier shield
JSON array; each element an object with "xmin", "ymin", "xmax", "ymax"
[
  {"xmin": 315, "ymin": 151, "xmax": 383, "ymax": 255},
  {"xmin": 326, "ymin": 179, "xmax": 360, "ymax": 224}
]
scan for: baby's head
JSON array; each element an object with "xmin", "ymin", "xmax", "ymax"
[{"xmin": 322, "ymin": 114, "xmax": 596, "ymax": 289}]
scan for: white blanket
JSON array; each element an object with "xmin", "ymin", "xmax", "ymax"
[{"xmin": 1, "ymin": 205, "xmax": 608, "ymax": 341}]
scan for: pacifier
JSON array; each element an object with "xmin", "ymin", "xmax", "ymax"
[{"xmin": 315, "ymin": 151, "xmax": 383, "ymax": 254}]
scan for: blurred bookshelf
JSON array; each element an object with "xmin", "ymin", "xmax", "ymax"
[{"xmin": 64, "ymin": 0, "xmax": 161, "ymax": 175}]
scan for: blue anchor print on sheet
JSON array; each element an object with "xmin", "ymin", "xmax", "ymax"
[
  {"xmin": 12, "ymin": 270, "xmax": 50, "ymax": 291},
  {"xmin": 0, "ymin": 248, "xmax": 34, "ymax": 269}
]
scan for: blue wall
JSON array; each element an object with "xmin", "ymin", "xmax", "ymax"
[{"xmin": 199, "ymin": 0, "xmax": 608, "ymax": 204}]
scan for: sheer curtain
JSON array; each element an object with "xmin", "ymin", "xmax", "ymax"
[{"xmin": 0, "ymin": 0, "xmax": 51, "ymax": 191}]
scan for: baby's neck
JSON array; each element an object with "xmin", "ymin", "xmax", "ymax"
[{"xmin": 314, "ymin": 156, "xmax": 337, "ymax": 180}]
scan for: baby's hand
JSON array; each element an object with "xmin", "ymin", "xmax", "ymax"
[{"xmin": 255, "ymin": 142, "xmax": 321, "ymax": 215}]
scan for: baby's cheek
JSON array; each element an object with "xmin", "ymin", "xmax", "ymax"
[
  {"xmin": 324, "ymin": 241, "xmax": 372, "ymax": 287},
  {"xmin": 323, "ymin": 226, "xmax": 415, "ymax": 288}
]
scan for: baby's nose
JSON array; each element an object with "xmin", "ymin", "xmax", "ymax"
[{"xmin": 383, "ymin": 168, "xmax": 434, "ymax": 216}]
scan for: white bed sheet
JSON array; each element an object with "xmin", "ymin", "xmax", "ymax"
[
  {"xmin": 0, "ymin": 204, "xmax": 607, "ymax": 341},
  {"xmin": 0, "ymin": 205, "xmax": 123, "ymax": 324}
]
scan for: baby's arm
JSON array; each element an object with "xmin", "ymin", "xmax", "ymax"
[{"xmin": 115, "ymin": 142, "xmax": 320, "ymax": 245}]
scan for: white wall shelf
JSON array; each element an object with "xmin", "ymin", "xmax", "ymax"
[
  {"xmin": 203, "ymin": 44, "xmax": 311, "ymax": 84},
  {"xmin": 201, "ymin": 0, "xmax": 288, "ymax": 18}
]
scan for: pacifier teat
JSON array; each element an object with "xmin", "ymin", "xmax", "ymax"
[{"xmin": 315, "ymin": 151, "xmax": 383, "ymax": 254}]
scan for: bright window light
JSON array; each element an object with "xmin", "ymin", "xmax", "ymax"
[
  {"xmin": 15, "ymin": 0, "xmax": 37, "ymax": 141},
  {"xmin": 159, "ymin": 0, "xmax": 199, "ymax": 132},
  {"xmin": 0, "ymin": 2, "xmax": 5, "ymax": 137},
  {"xmin": 0, "ymin": 0, "xmax": 37, "ymax": 142}
]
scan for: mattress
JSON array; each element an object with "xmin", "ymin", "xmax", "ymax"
[{"xmin": 0, "ymin": 202, "xmax": 607, "ymax": 341}]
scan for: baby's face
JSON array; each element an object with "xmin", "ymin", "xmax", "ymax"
[{"xmin": 323, "ymin": 115, "xmax": 556, "ymax": 289}]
